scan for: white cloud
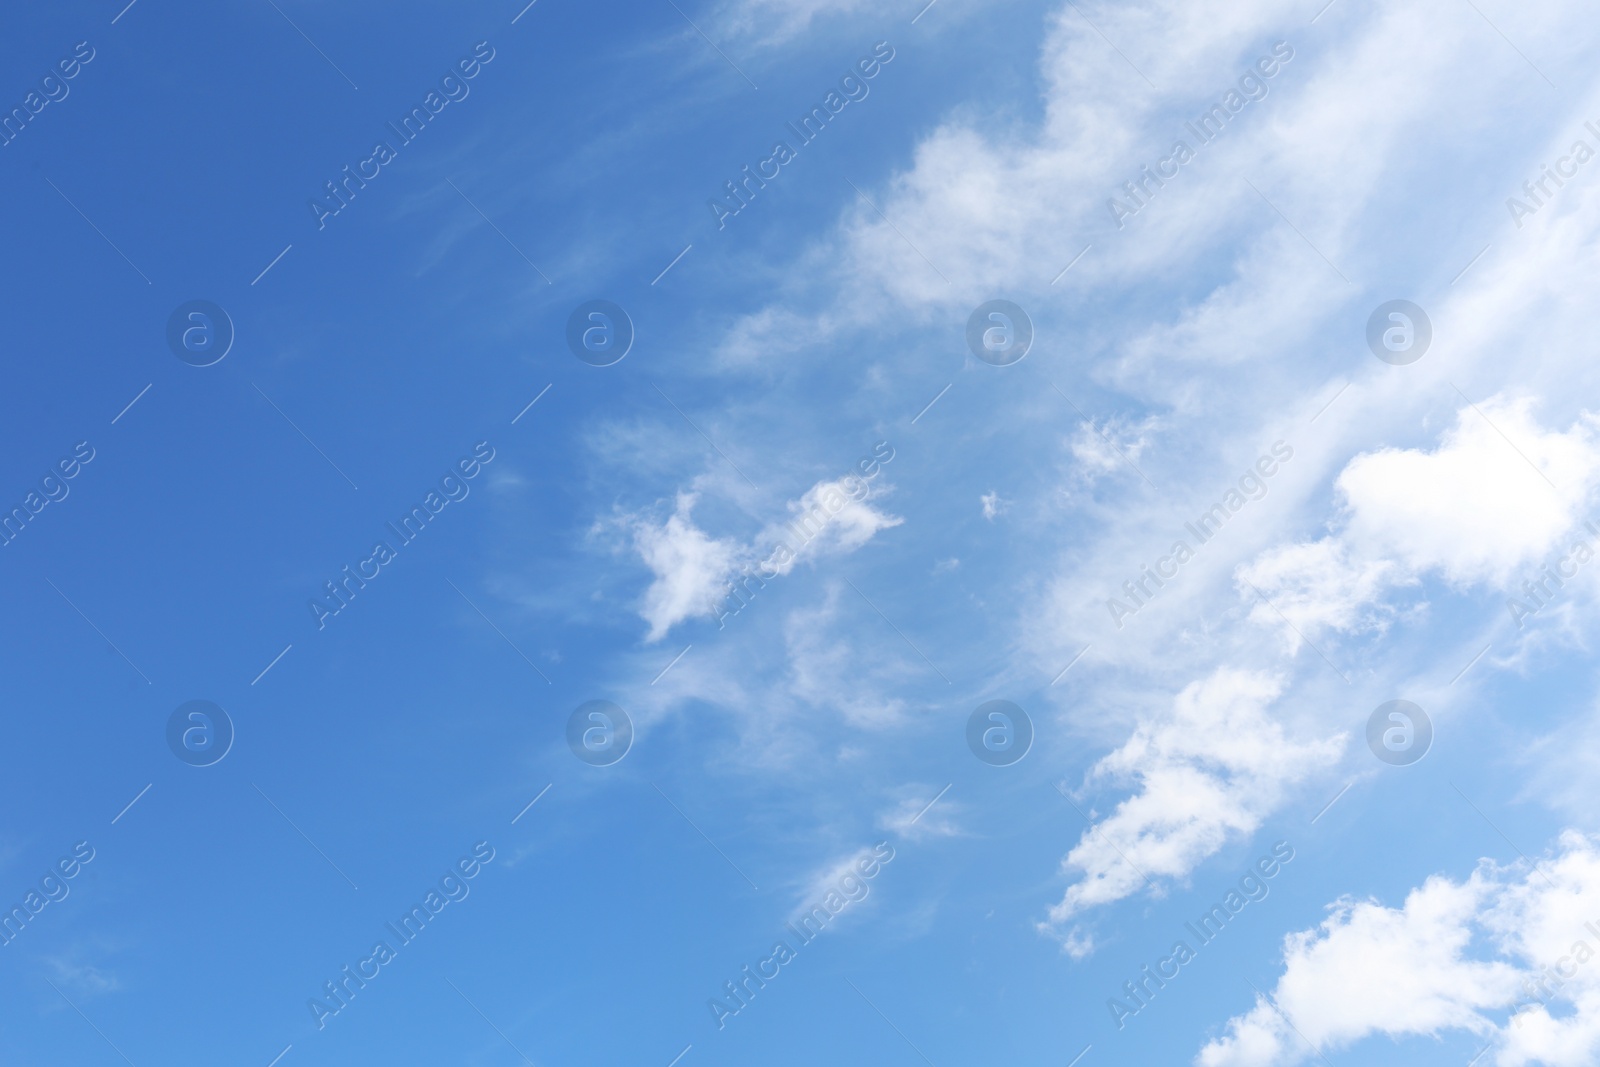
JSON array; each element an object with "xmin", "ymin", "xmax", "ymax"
[
  {"xmin": 1337, "ymin": 397, "xmax": 1600, "ymax": 588},
  {"xmin": 1235, "ymin": 537, "xmax": 1409, "ymax": 651},
  {"xmin": 1044, "ymin": 669, "xmax": 1344, "ymax": 942},
  {"xmin": 629, "ymin": 477, "xmax": 901, "ymax": 642},
  {"xmin": 877, "ymin": 784, "xmax": 962, "ymax": 842},
  {"xmin": 981, "ymin": 491, "xmax": 1005, "ymax": 520},
  {"xmin": 1196, "ymin": 831, "xmax": 1600, "ymax": 1067},
  {"xmin": 632, "ymin": 493, "xmax": 745, "ymax": 642}
]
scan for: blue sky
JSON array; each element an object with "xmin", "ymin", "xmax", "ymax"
[{"xmin": 4, "ymin": 0, "xmax": 1600, "ymax": 1065}]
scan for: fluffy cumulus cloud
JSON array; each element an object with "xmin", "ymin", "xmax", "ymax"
[
  {"xmin": 1197, "ymin": 832, "xmax": 1600, "ymax": 1067},
  {"xmin": 630, "ymin": 478, "xmax": 901, "ymax": 641},
  {"xmin": 1044, "ymin": 669, "xmax": 1344, "ymax": 947},
  {"xmin": 1237, "ymin": 398, "xmax": 1600, "ymax": 648},
  {"xmin": 1338, "ymin": 397, "xmax": 1600, "ymax": 588}
]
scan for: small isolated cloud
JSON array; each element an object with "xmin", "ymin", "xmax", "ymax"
[
  {"xmin": 981, "ymin": 491, "xmax": 1005, "ymax": 520},
  {"xmin": 1043, "ymin": 668, "xmax": 1344, "ymax": 947},
  {"xmin": 877, "ymin": 784, "xmax": 961, "ymax": 842},
  {"xmin": 1196, "ymin": 830, "xmax": 1600, "ymax": 1067},
  {"xmin": 629, "ymin": 478, "xmax": 900, "ymax": 641},
  {"xmin": 788, "ymin": 843, "xmax": 893, "ymax": 927},
  {"xmin": 632, "ymin": 492, "xmax": 744, "ymax": 642},
  {"xmin": 45, "ymin": 954, "xmax": 120, "ymax": 997}
]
